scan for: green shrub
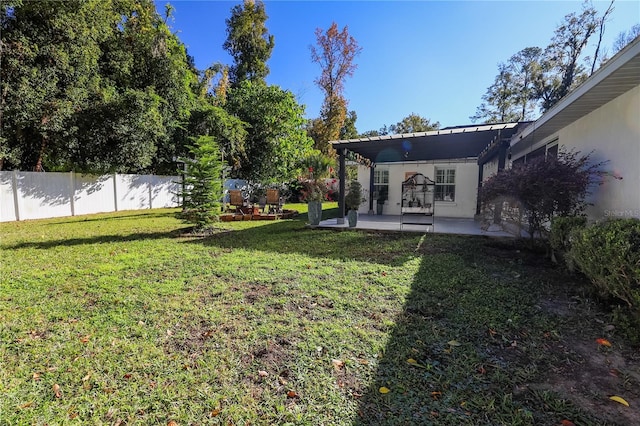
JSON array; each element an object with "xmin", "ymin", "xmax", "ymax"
[
  {"xmin": 550, "ymin": 216, "xmax": 587, "ymax": 270},
  {"xmin": 178, "ymin": 136, "xmax": 223, "ymax": 230},
  {"xmin": 570, "ymin": 218, "xmax": 640, "ymax": 344}
]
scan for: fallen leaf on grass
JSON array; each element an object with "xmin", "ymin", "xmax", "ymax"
[
  {"xmin": 211, "ymin": 409, "xmax": 221, "ymax": 417},
  {"xmin": 596, "ymin": 338, "xmax": 612, "ymax": 347},
  {"xmin": 32, "ymin": 372, "xmax": 40, "ymax": 381},
  {"xmin": 258, "ymin": 370, "xmax": 269, "ymax": 378},
  {"xmin": 287, "ymin": 390, "xmax": 299, "ymax": 398},
  {"xmin": 609, "ymin": 395, "xmax": 630, "ymax": 407},
  {"xmin": 53, "ymin": 384, "xmax": 62, "ymax": 398},
  {"xmin": 19, "ymin": 401, "xmax": 34, "ymax": 409},
  {"xmin": 407, "ymin": 358, "xmax": 418, "ymax": 365},
  {"xmin": 80, "ymin": 334, "xmax": 91, "ymax": 343},
  {"xmin": 431, "ymin": 391, "xmax": 442, "ymax": 400},
  {"xmin": 167, "ymin": 421, "xmax": 178, "ymax": 426},
  {"xmin": 379, "ymin": 387, "xmax": 390, "ymax": 394},
  {"xmin": 448, "ymin": 340, "xmax": 461, "ymax": 347},
  {"xmin": 332, "ymin": 359, "xmax": 345, "ymax": 370},
  {"xmin": 560, "ymin": 420, "xmax": 576, "ymax": 426}
]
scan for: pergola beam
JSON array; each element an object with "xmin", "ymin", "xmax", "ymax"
[{"xmin": 338, "ymin": 148, "xmax": 346, "ymax": 224}]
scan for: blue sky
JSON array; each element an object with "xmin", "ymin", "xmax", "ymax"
[{"xmin": 161, "ymin": 0, "xmax": 640, "ymax": 133}]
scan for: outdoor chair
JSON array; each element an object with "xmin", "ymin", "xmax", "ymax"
[
  {"xmin": 228, "ymin": 189, "xmax": 245, "ymax": 212},
  {"xmin": 266, "ymin": 189, "xmax": 283, "ymax": 214}
]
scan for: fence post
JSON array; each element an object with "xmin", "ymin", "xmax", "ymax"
[
  {"xmin": 113, "ymin": 173, "xmax": 118, "ymax": 212},
  {"xmin": 12, "ymin": 170, "xmax": 20, "ymax": 221},
  {"xmin": 69, "ymin": 171, "xmax": 75, "ymax": 216}
]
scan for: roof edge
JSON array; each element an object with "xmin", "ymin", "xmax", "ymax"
[
  {"xmin": 511, "ymin": 36, "xmax": 640, "ymax": 147},
  {"xmin": 330, "ymin": 123, "xmax": 519, "ymax": 145}
]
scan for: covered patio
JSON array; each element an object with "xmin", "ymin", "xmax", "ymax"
[
  {"xmin": 316, "ymin": 214, "xmax": 513, "ymax": 236},
  {"xmin": 328, "ymin": 123, "xmax": 526, "ymax": 233}
]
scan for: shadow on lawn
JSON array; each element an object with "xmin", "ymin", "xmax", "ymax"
[
  {"xmin": 349, "ymin": 239, "xmax": 549, "ymax": 424},
  {"xmin": 43, "ymin": 210, "xmax": 175, "ymax": 225},
  {"xmin": 351, "ymin": 238, "xmax": 619, "ymax": 425},
  {"xmin": 3, "ymin": 229, "xmax": 186, "ymax": 250},
  {"xmin": 189, "ymin": 208, "xmax": 425, "ymax": 267},
  {"xmin": 352, "ymin": 252, "xmax": 475, "ymax": 425}
]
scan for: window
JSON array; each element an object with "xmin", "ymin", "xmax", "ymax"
[
  {"xmin": 546, "ymin": 143, "xmax": 558, "ymax": 159},
  {"xmin": 435, "ymin": 168, "xmax": 455, "ymax": 201},
  {"xmin": 374, "ymin": 169, "xmax": 389, "ymax": 201}
]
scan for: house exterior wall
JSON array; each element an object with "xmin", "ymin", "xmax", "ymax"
[
  {"xmin": 482, "ymin": 157, "xmax": 499, "ymax": 181},
  {"xmin": 357, "ymin": 159, "xmax": 479, "ymax": 218},
  {"xmin": 510, "ymin": 84, "xmax": 640, "ymax": 221}
]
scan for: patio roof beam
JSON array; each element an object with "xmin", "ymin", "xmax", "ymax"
[{"xmin": 338, "ymin": 148, "xmax": 346, "ymax": 224}]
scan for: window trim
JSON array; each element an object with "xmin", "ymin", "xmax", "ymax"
[
  {"xmin": 434, "ymin": 167, "xmax": 456, "ymax": 202},
  {"xmin": 373, "ymin": 169, "xmax": 389, "ymax": 202}
]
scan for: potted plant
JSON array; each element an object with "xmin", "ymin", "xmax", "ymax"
[
  {"xmin": 376, "ymin": 186, "xmax": 388, "ymax": 215},
  {"xmin": 300, "ymin": 178, "xmax": 327, "ymax": 226},
  {"xmin": 345, "ymin": 180, "xmax": 365, "ymax": 227}
]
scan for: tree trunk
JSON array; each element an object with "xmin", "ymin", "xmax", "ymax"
[{"xmin": 34, "ymin": 135, "xmax": 47, "ymax": 172}]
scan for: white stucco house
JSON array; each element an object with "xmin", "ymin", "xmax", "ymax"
[
  {"xmin": 505, "ymin": 36, "xmax": 640, "ymax": 222},
  {"xmin": 330, "ymin": 36, "xmax": 639, "ymax": 224}
]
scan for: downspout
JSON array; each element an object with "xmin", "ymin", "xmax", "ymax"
[{"xmin": 338, "ymin": 148, "xmax": 346, "ymax": 224}]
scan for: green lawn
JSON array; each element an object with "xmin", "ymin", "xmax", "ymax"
[{"xmin": 1, "ymin": 205, "xmax": 638, "ymax": 425}]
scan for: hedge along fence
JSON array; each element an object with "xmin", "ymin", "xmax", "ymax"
[
  {"xmin": 552, "ymin": 217, "xmax": 640, "ymax": 344},
  {"xmin": 0, "ymin": 171, "xmax": 180, "ymax": 222}
]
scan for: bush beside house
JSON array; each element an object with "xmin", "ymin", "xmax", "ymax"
[{"xmin": 551, "ymin": 218, "xmax": 640, "ymax": 345}]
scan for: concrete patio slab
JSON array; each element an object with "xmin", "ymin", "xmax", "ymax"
[{"xmin": 316, "ymin": 214, "xmax": 513, "ymax": 237}]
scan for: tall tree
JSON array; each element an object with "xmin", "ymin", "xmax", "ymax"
[
  {"xmin": 612, "ymin": 24, "xmax": 640, "ymax": 54},
  {"xmin": 532, "ymin": 3, "xmax": 598, "ymax": 111},
  {"xmin": 339, "ymin": 110, "xmax": 359, "ymax": 140},
  {"xmin": 471, "ymin": 63, "xmax": 522, "ymax": 124},
  {"xmin": 589, "ymin": 0, "xmax": 615, "ymax": 75},
  {"xmin": 1, "ymin": 0, "xmax": 199, "ymax": 173},
  {"xmin": 225, "ymin": 80, "xmax": 313, "ymax": 182},
  {"xmin": 509, "ymin": 47, "xmax": 542, "ymax": 120},
  {"xmin": 94, "ymin": 0, "xmax": 198, "ymax": 174},
  {"xmin": 471, "ymin": 47, "xmax": 541, "ymax": 124},
  {"xmin": 223, "ymin": 0, "xmax": 274, "ymax": 85},
  {"xmin": 1, "ymin": 0, "xmax": 112, "ymax": 171},
  {"xmin": 310, "ymin": 22, "xmax": 362, "ymax": 155},
  {"xmin": 390, "ymin": 113, "xmax": 440, "ymax": 134}
]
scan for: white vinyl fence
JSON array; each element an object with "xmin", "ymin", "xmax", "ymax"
[{"xmin": 0, "ymin": 171, "xmax": 180, "ymax": 222}]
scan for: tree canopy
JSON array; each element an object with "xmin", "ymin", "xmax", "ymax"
[
  {"xmin": 389, "ymin": 113, "xmax": 440, "ymax": 134},
  {"xmin": 225, "ymin": 81, "xmax": 313, "ymax": 182},
  {"xmin": 1, "ymin": 0, "xmax": 312, "ymax": 183},
  {"xmin": 471, "ymin": 2, "xmax": 618, "ymax": 123},
  {"xmin": 309, "ymin": 22, "xmax": 362, "ymax": 156},
  {"xmin": 0, "ymin": 0, "xmax": 199, "ymax": 173},
  {"xmin": 223, "ymin": 0, "xmax": 274, "ymax": 86}
]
